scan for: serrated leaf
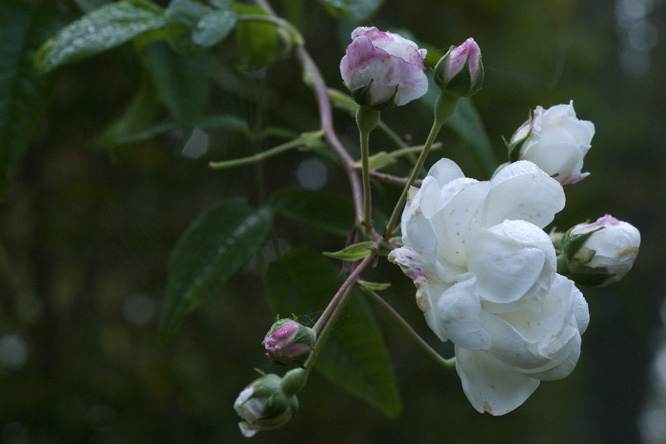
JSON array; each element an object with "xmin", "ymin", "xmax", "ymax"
[
  {"xmin": 265, "ymin": 248, "xmax": 402, "ymax": 417},
  {"xmin": 270, "ymin": 188, "xmax": 355, "ymax": 237},
  {"xmin": 323, "ymin": 241, "xmax": 375, "ymax": 261},
  {"xmin": 0, "ymin": 0, "xmax": 66, "ymax": 192},
  {"xmin": 159, "ymin": 199, "xmax": 273, "ymax": 343},
  {"xmin": 145, "ymin": 40, "xmax": 209, "ymax": 119},
  {"xmin": 232, "ymin": 5, "xmax": 278, "ymax": 70},
  {"xmin": 319, "ymin": 0, "xmax": 384, "ymax": 22},
  {"xmin": 35, "ymin": 1, "xmax": 166, "ymax": 73}
]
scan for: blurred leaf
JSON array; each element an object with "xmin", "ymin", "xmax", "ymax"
[
  {"xmin": 192, "ymin": 8, "xmax": 236, "ymax": 48},
  {"xmin": 319, "ymin": 0, "xmax": 384, "ymax": 22},
  {"xmin": 265, "ymin": 248, "xmax": 402, "ymax": 417},
  {"xmin": 74, "ymin": 0, "xmax": 112, "ymax": 13},
  {"xmin": 94, "ymin": 72, "xmax": 161, "ymax": 152},
  {"xmin": 35, "ymin": 1, "xmax": 166, "ymax": 73},
  {"xmin": 145, "ymin": 41, "xmax": 209, "ymax": 119},
  {"xmin": 358, "ymin": 280, "xmax": 391, "ymax": 291},
  {"xmin": 98, "ymin": 114, "xmax": 249, "ymax": 147},
  {"xmin": 270, "ymin": 188, "xmax": 355, "ymax": 237},
  {"xmin": 0, "ymin": 0, "xmax": 66, "ymax": 193},
  {"xmin": 323, "ymin": 241, "xmax": 375, "ymax": 261},
  {"xmin": 421, "ymin": 77, "xmax": 497, "ymax": 177},
  {"xmin": 165, "ymin": 0, "xmax": 236, "ymax": 53},
  {"xmin": 448, "ymin": 98, "xmax": 497, "ymax": 176},
  {"xmin": 160, "ymin": 199, "xmax": 273, "ymax": 343},
  {"xmin": 232, "ymin": 5, "xmax": 278, "ymax": 71}
]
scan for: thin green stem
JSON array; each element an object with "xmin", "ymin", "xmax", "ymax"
[
  {"xmin": 363, "ymin": 287, "xmax": 456, "ymax": 369},
  {"xmin": 209, "ymin": 130, "xmax": 323, "ymax": 169},
  {"xmin": 305, "ymin": 248, "xmax": 378, "ymax": 369},
  {"xmin": 383, "ymin": 93, "xmax": 459, "ymax": 240},
  {"xmin": 360, "ymin": 127, "xmax": 372, "ymax": 232},
  {"xmin": 356, "ymin": 106, "xmax": 380, "ymax": 233}
]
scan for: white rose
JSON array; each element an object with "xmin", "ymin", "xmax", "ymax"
[
  {"xmin": 511, "ymin": 101, "xmax": 595, "ymax": 185},
  {"xmin": 567, "ymin": 214, "xmax": 640, "ymax": 286},
  {"xmin": 456, "ymin": 275, "xmax": 589, "ymax": 415},
  {"xmin": 389, "ymin": 159, "xmax": 589, "ymax": 415},
  {"xmin": 340, "ymin": 27, "xmax": 428, "ymax": 108}
]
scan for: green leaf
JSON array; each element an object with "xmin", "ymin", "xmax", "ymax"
[
  {"xmin": 319, "ymin": 0, "xmax": 384, "ymax": 22},
  {"xmin": 165, "ymin": 0, "xmax": 236, "ymax": 53},
  {"xmin": 94, "ymin": 72, "xmax": 161, "ymax": 152},
  {"xmin": 448, "ymin": 98, "xmax": 497, "ymax": 177},
  {"xmin": 265, "ymin": 248, "xmax": 402, "ymax": 417},
  {"xmin": 97, "ymin": 114, "xmax": 249, "ymax": 147},
  {"xmin": 159, "ymin": 199, "xmax": 273, "ymax": 343},
  {"xmin": 358, "ymin": 280, "xmax": 391, "ymax": 291},
  {"xmin": 74, "ymin": 0, "xmax": 112, "ymax": 13},
  {"xmin": 145, "ymin": 41, "xmax": 209, "ymax": 119},
  {"xmin": 232, "ymin": 5, "xmax": 278, "ymax": 71},
  {"xmin": 34, "ymin": 1, "xmax": 166, "ymax": 73},
  {"xmin": 0, "ymin": 0, "xmax": 66, "ymax": 192},
  {"xmin": 192, "ymin": 9, "xmax": 236, "ymax": 48},
  {"xmin": 270, "ymin": 188, "xmax": 355, "ymax": 237},
  {"xmin": 421, "ymin": 77, "xmax": 497, "ymax": 177},
  {"xmin": 323, "ymin": 241, "xmax": 375, "ymax": 261}
]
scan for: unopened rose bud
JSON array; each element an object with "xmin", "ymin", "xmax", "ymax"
[
  {"xmin": 434, "ymin": 37, "xmax": 484, "ymax": 97},
  {"xmin": 508, "ymin": 101, "xmax": 595, "ymax": 185},
  {"xmin": 233, "ymin": 373, "xmax": 299, "ymax": 438},
  {"xmin": 340, "ymin": 27, "xmax": 428, "ymax": 109},
  {"xmin": 263, "ymin": 318, "xmax": 316, "ymax": 367},
  {"xmin": 558, "ymin": 214, "xmax": 640, "ymax": 286}
]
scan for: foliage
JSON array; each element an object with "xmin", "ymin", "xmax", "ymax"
[{"xmin": 0, "ymin": 0, "xmax": 661, "ymax": 442}]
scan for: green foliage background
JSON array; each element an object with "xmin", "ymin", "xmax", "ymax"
[{"xmin": 1, "ymin": 0, "xmax": 664, "ymax": 443}]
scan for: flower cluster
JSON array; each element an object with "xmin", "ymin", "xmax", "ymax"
[{"xmin": 389, "ymin": 159, "xmax": 591, "ymax": 415}]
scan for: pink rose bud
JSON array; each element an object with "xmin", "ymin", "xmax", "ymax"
[
  {"xmin": 558, "ymin": 214, "xmax": 640, "ymax": 286},
  {"xmin": 263, "ymin": 318, "xmax": 316, "ymax": 367},
  {"xmin": 434, "ymin": 37, "xmax": 484, "ymax": 97},
  {"xmin": 508, "ymin": 101, "xmax": 595, "ymax": 185},
  {"xmin": 340, "ymin": 27, "xmax": 428, "ymax": 109}
]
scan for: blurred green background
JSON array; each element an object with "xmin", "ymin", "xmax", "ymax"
[{"xmin": 1, "ymin": 0, "xmax": 665, "ymax": 443}]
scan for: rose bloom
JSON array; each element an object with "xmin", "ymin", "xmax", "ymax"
[
  {"xmin": 568, "ymin": 214, "xmax": 640, "ymax": 286},
  {"xmin": 234, "ymin": 374, "xmax": 296, "ymax": 437},
  {"xmin": 340, "ymin": 27, "xmax": 428, "ymax": 108},
  {"xmin": 510, "ymin": 101, "xmax": 595, "ymax": 185},
  {"xmin": 389, "ymin": 159, "xmax": 589, "ymax": 415}
]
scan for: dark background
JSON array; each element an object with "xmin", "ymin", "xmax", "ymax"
[{"xmin": 1, "ymin": 0, "xmax": 665, "ymax": 443}]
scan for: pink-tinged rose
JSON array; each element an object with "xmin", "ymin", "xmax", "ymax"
[
  {"xmin": 510, "ymin": 101, "xmax": 595, "ymax": 185},
  {"xmin": 263, "ymin": 319, "xmax": 315, "ymax": 367},
  {"xmin": 564, "ymin": 214, "xmax": 640, "ymax": 286},
  {"xmin": 340, "ymin": 27, "xmax": 428, "ymax": 108},
  {"xmin": 434, "ymin": 37, "xmax": 484, "ymax": 97}
]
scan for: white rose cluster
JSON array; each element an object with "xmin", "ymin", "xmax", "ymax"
[{"xmin": 389, "ymin": 159, "xmax": 590, "ymax": 415}]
